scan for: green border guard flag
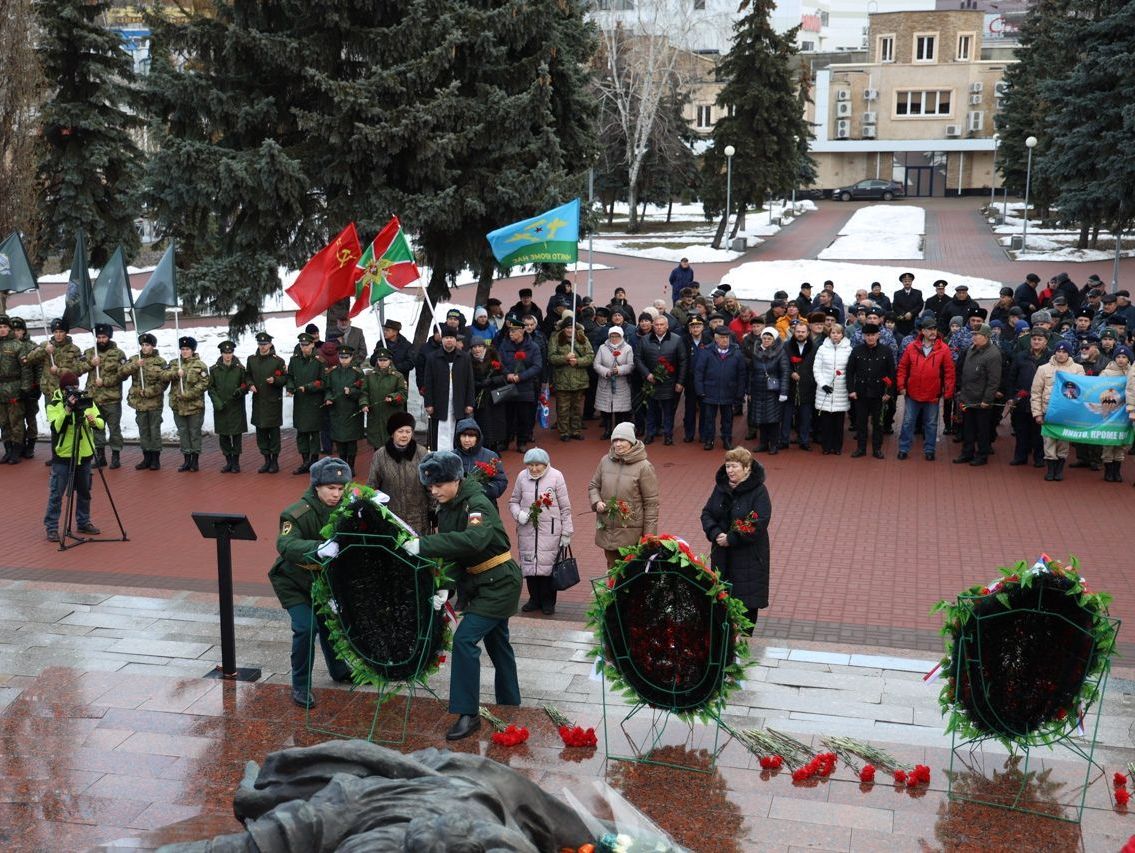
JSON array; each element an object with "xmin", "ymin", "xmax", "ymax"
[
  {"xmin": 0, "ymin": 232, "xmax": 38, "ymax": 294},
  {"xmin": 486, "ymin": 199, "xmax": 580, "ymax": 266}
]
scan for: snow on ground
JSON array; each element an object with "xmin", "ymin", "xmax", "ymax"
[
  {"xmin": 988, "ymin": 203, "xmax": 1133, "ymax": 263},
  {"xmin": 818, "ymin": 205, "xmax": 925, "ymax": 261},
  {"xmin": 721, "ymin": 259, "xmax": 1004, "ymax": 302}
]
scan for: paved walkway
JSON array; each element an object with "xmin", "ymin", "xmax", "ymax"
[{"xmin": 0, "ymin": 580, "xmax": 1132, "ymax": 851}]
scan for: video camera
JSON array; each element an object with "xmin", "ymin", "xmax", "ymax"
[{"xmin": 63, "ymin": 385, "xmax": 94, "ymax": 413}]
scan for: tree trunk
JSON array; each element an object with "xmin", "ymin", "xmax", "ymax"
[
  {"xmin": 666, "ymin": 197, "xmax": 673, "ymax": 223},
  {"xmin": 1090, "ymin": 223, "xmax": 1101, "ymax": 250},
  {"xmin": 627, "ymin": 182, "xmax": 639, "ymax": 233},
  {"xmin": 413, "ymin": 266, "xmax": 450, "ymax": 347},
  {"xmin": 1077, "ymin": 223, "xmax": 1090, "ymax": 250},
  {"xmin": 732, "ymin": 207, "xmax": 746, "ymax": 239},
  {"xmin": 711, "ymin": 213, "xmax": 728, "ymax": 250},
  {"xmin": 474, "ymin": 256, "xmax": 496, "ymax": 315}
]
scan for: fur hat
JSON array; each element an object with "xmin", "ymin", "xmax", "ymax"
[
  {"xmin": 610, "ymin": 422, "xmax": 636, "ymax": 443},
  {"xmin": 418, "ymin": 450, "xmax": 465, "ymax": 486},
  {"xmin": 386, "ymin": 411, "xmax": 416, "ymax": 434},
  {"xmin": 310, "ymin": 456, "xmax": 352, "ymax": 488}
]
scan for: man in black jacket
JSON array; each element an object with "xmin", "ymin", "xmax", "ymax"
[
  {"xmin": 891, "ymin": 272, "xmax": 922, "ymax": 341},
  {"xmin": 422, "ymin": 328, "xmax": 475, "ymax": 451},
  {"xmin": 846, "ymin": 324, "xmax": 895, "ymax": 458},
  {"xmin": 372, "ymin": 319, "xmax": 416, "ymax": 380},
  {"xmin": 924, "ymin": 280, "xmax": 951, "ymax": 328},
  {"xmin": 637, "ymin": 315, "xmax": 687, "ymax": 445},
  {"xmin": 1014, "ymin": 274, "xmax": 1041, "ymax": 315}
]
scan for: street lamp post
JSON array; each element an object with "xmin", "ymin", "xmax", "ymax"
[
  {"xmin": 990, "ymin": 134, "xmax": 999, "ymax": 210},
  {"xmin": 724, "ymin": 144, "xmax": 735, "ymax": 247},
  {"xmin": 1021, "ymin": 135, "xmax": 1038, "ymax": 252}
]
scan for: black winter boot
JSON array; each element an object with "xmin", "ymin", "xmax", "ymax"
[
  {"xmin": 230, "ymin": 455, "xmax": 241, "ymax": 473},
  {"xmin": 257, "ymin": 454, "xmax": 271, "ymax": 473},
  {"xmin": 292, "ymin": 456, "xmax": 308, "ymax": 475},
  {"xmin": 1115, "ymin": 462, "xmax": 1124, "ymax": 483},
  {"xmin": 149, "ymin": 450, "xmax": 161, "ymax": 470},
  {"xmin": 1044, "ymin": 460, "xmax": 1056, "ymax": 481},
  {"xmin": 267, "ymin": 453, "xmax": 279, "ymax": 473},
  {"xmin": 1, "ymin": 443, "xmax": 11, "ymax": 464},
  {"xmin": 6, "ymin": 442, "xmax": 20, "ymax": 465},
  {"xmin": 93, "ymin": 448, "xmax": 107, "ymax": 467},
  {"xmin": 109, "ymin": 450, "xmax": 120, "ymax": 469},
  {"xmin": 135, "ymin": 451, "xmax": 152, "ymax": 471},
  {"xmin": 178, "ymin": 453, "xmax": 192, "ymax": 472},
  {"xmin": 521, "ymin": 577, "xmax": 540, "ymax": 612},
  {"xmin": 190, "ymin": 453, "xmax": 199, "ymax": 471},
  {"xmin": 23, "ymin": 437, "xmax": 35, "ymax": 458},
  {"xmin": 1053, "ymin": 458, "xmax": 1065, "ymax": 481},
  {"xmin": 220, "ymin": 455, "xmax": 233, "ymax": 473}
]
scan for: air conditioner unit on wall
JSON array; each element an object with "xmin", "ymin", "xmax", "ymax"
[
  {"xmin": 862, "ymin": 126, "xmax": 877, "ymax": 138},
  {"xmin": 970, "ymin": 93, "xmax": 982, "ymax": 106},
  {"xmin": 837, "ymin": 90, "xmax": 851, "ymax": 101},
  {"xmin": 862, "ymin": 111, "xmax": 877, "ymax": 124},
  {"xmin": 945, "ymin": 124, "xmax": 961, "ymax": 137},
  {"xmin": 994, "ymin": 81, "xmax": 1010, "ymax": 97},
  {"xmin": 836, "ymin": 101, "xmax": 852, "ymax": 117},
  {"xmin": 968, "ymin": 110, "xmax": 984, "ymax": 131},
  {"xmin": 836, "ymin": 120, "xmax": 850, "ymax": 138},
  {"xmin": 863, "ymin": 88, "xmax": 878, "ymax": 101},
  {"xmin": 970, "ymin": 82, "xmax": 984, "ymax": 93}
]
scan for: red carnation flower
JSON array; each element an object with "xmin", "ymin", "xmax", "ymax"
[
  {"xmin": 1118, "ymin": 788, "xmax": 1131, "ymax": 807},
  {"xmin": 514, "ymin": 351, "xmax": 526, "ymax": 361},
  {"xmin": 274, "ymin": 369, "xmax": 283, "ymax": 376},
  {"xmin": 835, "ymin": 369, "xmax": 843, "ymax": 376},
  {"xmin": 893, "ymin": 769, "xmax": 907, "ymax": 783},
  {"xmin": 313, "ymin": 380, "xmax": 322, "ymax": 388},
  {"xmin": 860, "ymin": 764, "xmax": 876, "ymax": 783},
  {"xmin": 1116, "ymin": 772, "xmax": 1128, "ymax": 788},
  {"xmin": 790, "ymin": 356, "xmax": 803, "ymax": 365},
  {"xmin": 491, "ymin": 360, "xmax": 502, "ymax": 370}
]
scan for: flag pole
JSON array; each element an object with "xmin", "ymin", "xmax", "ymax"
[
  {"xmin": 32, "ymin": 289, "xmax": 56, "ymax": 368},
  {"xmin": 172, "ymin": 307, "xmax": 185, "ymax": 393}
]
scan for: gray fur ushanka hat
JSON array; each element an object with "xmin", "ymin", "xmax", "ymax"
[{"xmin": 418, "ymin": 451, "xmax": 465, "ymax": 486}]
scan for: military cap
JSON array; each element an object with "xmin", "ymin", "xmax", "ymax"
[
  {"xmin": 138, "ymin": 333, "xmax": 158, "ymax": 346},
  {"xmin": 1078, "ymin": 334, "xmax": 1100, "ymax": 346},
  {"xmin": 1075, "ymin": 307, "xmax": 1094, "ymax": 319},
  {"xmin": 687, "ymin": 315, "xmax": 705, "ymax": 326},
  {"xmin": 94, "ymin": 323, "xmax": 113, "ymax": 337},
  {"xmin": 297, "ymin": 332, "xmax": 315, "ymax": 344},
  {"xmin": 505, "ymin": 315, "xmax": 525, "ymax": 330},
  {"xmin": 933, "ymin": 280, "xmax": 948, "ymax": 288},
  {"xmin": 823, "ymin": 306, "xmax": 840, "ymax": 318},
  {"xmin": 373, "ymin": 347, "xmax": 393, "ymax": 360},
  {"xmin": 50, "ymin": 318, "xmax": 68, "ymax": 332},
  {"xmin": 218, "ymin": 341, "xmax": 236, "ymax": 353},
  {"xmin": 968, "ymin": 306, "xmax": 988, "ymax": 319},
  {"xmin": 310, "ymin": 456, "xmax": 352, "ymax": 488},
  {"xmin": 865, "ymin": 306, "xmax": 884, "ymax": 317},
  {"xmin": 899, "ymin": 272, "xmax": 915, "ymax": 282},
  {"xmin": 1100, "ymin": 328, "xmax": 1118, "ymax": 341},
  {"xmin": 9, "ymin": 317, "xmax": 26, "ymax": 330},
  {"xmin": 383, "ymin": 319, "xmax": 402, "ymax": 331},
  {"xmin": 336, "ymin": 343, "xmax": 355, "ymax": 355},
  {"xmin": 178, "ymin": 336, "xmax": 197, "ymax": 351},
  {"xmin": 255, "ymin": 331, "xmax": 273, "ymax": 344}
]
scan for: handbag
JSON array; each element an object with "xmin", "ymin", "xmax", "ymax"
[
  {"xmin": 552, "ymin": 545, "xmax": 580, "ymax": 591},
  {"xmin": 490, "ymin": 382, "xmax": 518, "ymax": 404}
]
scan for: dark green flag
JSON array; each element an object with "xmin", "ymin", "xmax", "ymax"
[
  {"xmin": 61, "ymin": 232, "xmax": 97, "ymax": 331},
  {"xmin": 134, "ymin": 243, "xmax": 178, "ymax": 334},
  {"xmin": 0, "ymin": 232, "xmax": 38, "ymax": 294},
  {"xmin": 93, "ymin": 246, "xmax": 134, "ymax": 330}
]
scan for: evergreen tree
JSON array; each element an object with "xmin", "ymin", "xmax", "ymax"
[
  {"xmin": 1037, "ymin": 0, "xmax": 1134, "ymax": 247},
  {"xmin": 701, "ymin": 0, "xmax": 813, "ymax": 247},
  {"xmin": 35, "ymin": 0, "xmax": 143, "ymax": 267}
]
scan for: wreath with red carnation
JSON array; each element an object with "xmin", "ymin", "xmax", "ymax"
[{"xmin": 587, "ymin": 534, "xmax": 752, "ymax": 723}]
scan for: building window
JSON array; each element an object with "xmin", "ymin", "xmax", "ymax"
[
  {"xmin": 693, "ymin": 0, "xmax": 705, "ymax": 9},
  {"xmin": 696, "ymin": 105, "xmax": 713, "ymax": 128},
  {"xmin": 914, "ymin": 33, "xmax": 937, "ymax": 62},
  {"xmin": 956, "ymin": 33, "xmax": 974, "ymax": 61},
  {"xmin": 878, "ymin": 34, "xmax": 894, "ymax": 63},
  {"xmin": 800, "ymin": 40, "xmax": 815, "ymax": 51},
  {"xmin": 895, "ymin": 90, "xmax": 952, "ymax": 116}
]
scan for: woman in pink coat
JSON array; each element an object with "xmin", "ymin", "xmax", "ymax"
[{"xmin": 508, "ymin": 447, "xmax": 573, "ymax": 615}]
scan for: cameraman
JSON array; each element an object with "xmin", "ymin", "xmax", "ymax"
[{"xmin": 43, "ymin": 371, "xmax": 103, "ymax": 542}]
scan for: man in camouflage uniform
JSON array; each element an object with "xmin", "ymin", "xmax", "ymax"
[
  {"xmin": 9, "ymin": 318, "xmax": 38, "ymax": 458},
  {"xmin": 121, "ymin": 333, "xmax": 170, "ymax": 470},
  {"xmin": 83, "ymin": 324, "xmax": 127, "ymax": 468},
  {"xmin": 0, "ymin": 315, "xmax": 32, "ymax": 464},
  {"xmin": 286, "ymin": 332, "xmax": 325, "ymax": 474},
  {"xmin": 24, "ymin": 318, "xmax": 89, "ymax": 463},
  {"xmin": 208, "ymin": 341, "xmax": 249, "ymax": 473},
  {"xmin": 166, "ymin": 336, "xmax": 210, "ymax": 472},
  {"xmin": 246, "ymin": 331, "xmax": 287, "ymax": 473}
]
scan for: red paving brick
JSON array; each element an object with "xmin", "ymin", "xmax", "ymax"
[{"xmin": 4, "ymin": 198, "xmax": 1132, "ymax": 651}]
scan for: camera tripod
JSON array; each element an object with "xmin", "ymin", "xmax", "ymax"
[{"xmin": 58, "ymin": 407, "xmax": 128, "ymax": 551}]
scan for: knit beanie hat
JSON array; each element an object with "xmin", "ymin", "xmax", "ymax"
[{"xmin": 611, "ymin": 422, "xmax": 636, "ymax": 443}]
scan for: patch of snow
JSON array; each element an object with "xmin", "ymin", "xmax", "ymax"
[
  {"xmin": 590, "ymin": 241, "xmax": 743, "ymax": 263},
  {"xmin": 819, "ymin": 205, "xmax": 925, "ymax": 261}
]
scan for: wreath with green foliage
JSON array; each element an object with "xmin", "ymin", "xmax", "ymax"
[
  {"xmin": 931, "ymin": 556, "xmax": 1118, "ymax": 749},
  {"xmin": 311, "ymin": 482, "xmax": 453, "ymax": 699},
  {"xmin": 587, "ymin": 534, "xmax": 753, "ymax": 723}
]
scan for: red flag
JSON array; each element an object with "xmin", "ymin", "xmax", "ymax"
[{"xmin": 286, "ymin": 223, "xmax": 362, "ymax": 326}]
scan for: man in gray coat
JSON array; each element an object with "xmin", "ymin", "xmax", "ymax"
[
  {"xmin": 636, "ymin": 315, "xmax": 687, "ymax": 445},
  {"xmin": 953, "ymin": 324, "xmax": 1003, "ymax": 467}
]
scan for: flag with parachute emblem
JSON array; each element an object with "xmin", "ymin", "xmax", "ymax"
[
  {"xmin": 349, "ymin": 216, "xmax": 421, "ymax": 317},
  {"xmin": 486, "ymin": 199, "xmax": 580, "ymax": 267}
]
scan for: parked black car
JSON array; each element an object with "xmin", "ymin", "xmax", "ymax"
[{"xmin": 834, "ymin": 179, "xmax": 906, "ymax": 202}]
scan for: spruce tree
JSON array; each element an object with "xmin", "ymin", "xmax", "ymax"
[
  {"xmin": 35, "ymin": 0, "xmax": 143, "ymax": 267},
  {"xmin": 701, "ymin": 0, "xmax": 813, "ymax": 246}
]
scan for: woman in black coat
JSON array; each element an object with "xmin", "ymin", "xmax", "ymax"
[{"xmin": 700, "ymin": 447, "xmax": 771, "ymax": 634}]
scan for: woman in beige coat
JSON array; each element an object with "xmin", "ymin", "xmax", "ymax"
[{"xmin": 587, "ymin": 421, "xmax": 660, "ymax": 568}]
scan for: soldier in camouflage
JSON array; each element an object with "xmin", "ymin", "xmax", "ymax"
[
  {"xmin": 0, "ymin": 315, "xmax": 33, "ymax": 464},
  {"xmin": 246, "ymin": 331, "xmax": 287, "ymax": 474},
  {"xmin": 166, "ymin": 336, "xmax": 210, "ymax": 472},
  {"xmin": 83, "ymin": 324, "xmax": 127, "ymax": 468},
  {"xmin": 121, "ymin": 333, "xmax": 170, "ymax": 470},
  {"xmin": 9, "ymin": 317, "xmax": 38, "ymax": 458}
]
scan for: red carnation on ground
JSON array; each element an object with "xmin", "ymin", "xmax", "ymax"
[
  {"xmin": 859, "ymin": 764, "xmax": 876, "ymax": 783},
  {"xmin": 1116, "ymin": 772, "xmax": 1129, "ymax": 788},
  {"xmin": 1118, "ymin": 789, "xmax": 1131, "ymax": 807}
]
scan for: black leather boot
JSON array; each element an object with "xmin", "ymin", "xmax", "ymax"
[
  {"xmin": 1044, "ymin": 460, "xmax": 1056, "ymax": 481},
  {"xmin": 445, "ymin": 714, "xmax": 481, "ymax": 741},
  {"xmin": 135, "ymin": 450, "xmax": 152, "ymax": 470},
  {"xmin": 258, "ymin": 454, "xmax": 271, "ymax": 473},
  {"xmin": 220, "ymin": 455, "xmax": 233, "ymax": 473},
  {"xmin": 1053, "ymin": 459, "xmax": 1065, "ymax": 481},
  {"xmin": 23, "ymin": 437, "xmax": 35, "ymax": 458},
  {"xmin": 190, "ymin": 453, "xmax": 199, "ymax": 471},
  {"xmin": 178, "ymin": 453, "xmax": 192, "ymax": 472},
  {"xmin": 109, "ymin": 450, "xmax": 120, "ymax": 469},
  {"xmin": 230, "ymin": 455, "xmax": 241, "ymax": 473},
  {"xmin": 1, "ymin": 443, "xmax": 11, "ymax": 464},
  {"xmin": 149, "ymin": 450, "xmax": 161, "ymax": 470},
  {"xmin": 94, "ymin": 448, "xmax": 107, "ymax": 467},
  {"xmin": 267, "ymin": 453, "xmax": 279, "ymax": 473}
]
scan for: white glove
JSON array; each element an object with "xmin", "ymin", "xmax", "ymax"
[
  {"xmin": 778, "ymin": 394, "xmax": 788, "ymax": 403},
  {"xmin": 371, "ymin": 490, "xmax": 391, "ymax": 506},
  {"xmin": 431, "ymin": 589, "xmax": 449, "ymax": 611},
  {"xmin": 560, "ymin": 533, "xmax": 572, "ymax": 547},
  {"xmin": 402, "ymin": 537, "xmax": 420, "ymax": 556},
  {"xmin": 316, "ymin": 540, "xmax": 339, "ymax": 559},
  {"xmin": 517, "ymin": 510, "xmax": 530, "ymax": 525}
]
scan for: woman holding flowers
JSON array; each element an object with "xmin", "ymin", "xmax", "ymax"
[
  {"xmin": 593, "ymin": 326, "xmax": 635, "ymax": 440},
  {"xmin": 508, "ymin": 447, "xmax": 573, "ymax": 615},
  {"xmin": 588, "ymin": 422, "xmax": 659, "ymax": 569},
  {"xmin": 700, "ymin": 446, "xmax": 771, "ymax": 632}
]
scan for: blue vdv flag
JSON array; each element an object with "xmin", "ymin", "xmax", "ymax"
[
  {"xmin": 486, "ymin": 199, "xmax": 580, "ymax": 267},
  {"xmin": 1042, "ymin": 370, "xmax": 1134, "ymax": 446}
]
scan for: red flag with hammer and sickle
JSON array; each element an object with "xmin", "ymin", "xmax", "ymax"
[{"xmin": 286, "ymin": 223, "xmax": 363, "ymax": 326}]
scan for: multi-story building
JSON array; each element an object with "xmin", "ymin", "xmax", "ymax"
[{"xmin": 807, "ymin": 9, "xmax": 1011, "ymax": 197}]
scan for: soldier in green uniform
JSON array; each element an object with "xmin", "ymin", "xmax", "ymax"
[
  {"xmin": 24, "ymin": 318, "xmax": 89, "ymax": 462},
  {"xmin": 403, "ymin": 450, "xmax": 522, "ymax": 740},
  {"xmin": 83, "ymin": 324, "xmax": 127, "ymax": 468},
  {"xmin": 323, "ymin": 343, "xmax": 365, "ymax": 471},
  {"xmin": 360, "ymin": 348, "xmax": 408, "ymax": 449},
  {"xmin": 246, "ymin": 331, "xmax": 287, "ymax": 473},
  {"xmin": 0, "ymin": 315, "xmax": 32, "ymax": 464},
  {"xmin": 166, "ymin": 336, "xmax": 210, "ymax": 472},
  {"xmin": 270, "ymin": 456, "xmax": 353, "ymax": 707},
  {"xmin": 208, "ymin": 341, "xmax": 249, "ymax": 473},
  {"xmin": 286, "ymin": 332, "xmax": 326, "ymax": 474},
  {"xmin": 121, "ymin": 333, "xmax": 170, "ymax": 470},
  {"xmin": 9, "ymin": 317, "xmax": 38, "ymax": 458}
]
